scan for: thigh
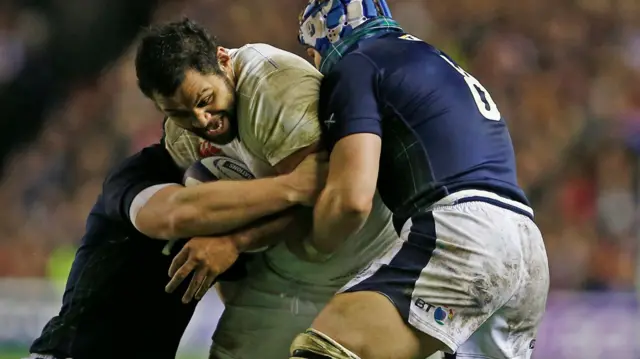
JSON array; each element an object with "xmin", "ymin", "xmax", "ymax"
[
  {"xmin": 211, "ymin": 302, "xmax": 317, "ymax": 359},
  {"xmin": 310, "ymin": 290, "xmax": 432, "ymax": 359},
  {"xmin": 211, "ymin": 256, "xmax": 336, "ymax": 359},
  {"xmin": 337, "ymin": 203, "xmax": 527, "ymax": 356}
]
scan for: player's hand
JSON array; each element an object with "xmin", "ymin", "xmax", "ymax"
[
  {"xmin": 287, "ymin": 152, "xmax": 329, "ymax": 206},
  {"xmin": 165, "ymin": 236, "xmax": 239, "ymax": 303}
]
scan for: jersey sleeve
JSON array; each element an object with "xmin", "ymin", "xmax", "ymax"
[
  {"xmin": 242, "ymin": 67, "xmax": 322, "ymax": 166},
  {"xmin": 320, "ymin": 53, "xmax": 383, "ymax": 149},
  {"xmin": 102, "ymin": 143, "xmax": 183, "ymax": 223},
  {"xmin": 163, "ymin": 118, "xmax": 203, "ymax": 170}
]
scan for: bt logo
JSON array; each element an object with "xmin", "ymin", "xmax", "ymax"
[{"xmin": 414, "ymin": 298, "xmax": 455, "ymax": 325}]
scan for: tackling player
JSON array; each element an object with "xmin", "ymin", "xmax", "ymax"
[
  {"xmin": 289, "ymin": 1, "xmax": 550, "ymax": 359},
  {"xmin": 133, "ymin": 19, "xmax": 399, "ymax": 359},
  {"xmin": 26, "ymin": 138, "xmax": 323, "ymax": 359}
]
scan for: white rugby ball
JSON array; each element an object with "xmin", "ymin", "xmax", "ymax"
[{"xmin": 183, "ymin": 155, "xmax": 255, "ymax": 187}]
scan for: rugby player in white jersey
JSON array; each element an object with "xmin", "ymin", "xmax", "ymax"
[{"xmin": 132, "ymin": 18, "xmax": 398, "ymax": 359}]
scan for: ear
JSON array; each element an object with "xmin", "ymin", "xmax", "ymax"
[
  {"xmin": 306, "ymin": 48, "xmax": 322, "ymax": 69},
  {"xmin": 306, "ymin": 47, "xmax": 315, "ymax": 60},
  {"xmin": 217, "ymin": 47, "xmax": 231, "ymax": 68}
]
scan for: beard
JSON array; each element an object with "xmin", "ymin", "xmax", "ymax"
[
  {"xmin": 192, "ymin": 76, "xmax": 237, "ymax": 145},
  {"xmin": 191, "ymin": 109, "xmax": 237, "ymax": 145}
]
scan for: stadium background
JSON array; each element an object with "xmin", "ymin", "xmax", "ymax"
[{"xmin": 0, "ymin": 0, "xmax": 639, "ymax": 358}]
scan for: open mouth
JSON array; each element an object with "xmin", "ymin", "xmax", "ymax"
[{"xmin": 205, "ymin": 116, "xmax": 225, "ymax": 136}]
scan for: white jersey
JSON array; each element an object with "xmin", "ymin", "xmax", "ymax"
[{"xmin": 164, "ymin": 44, "xmax": 397, "ymax": 286}]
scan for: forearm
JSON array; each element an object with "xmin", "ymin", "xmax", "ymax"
[
  {"xmin": 310, "ymin": 134, "xmax": 380, "ymax": 254},
  {"xmin": 229, "ymin": 206, "xmax": 312, "ymax": 252},
  {"xmin": 169, "ymin": 176, "xmax": 300, "ymax": 238},
  {"xmin": 135, "ymin": 176, "xmax": 300, "ymax": 240},
  {"xmin": 311, "ymin": 187, "xmax": 370, "ymax": 253}
]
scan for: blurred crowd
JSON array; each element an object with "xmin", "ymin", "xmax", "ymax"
[{"xmin": 0, "ymin": 0, "xmax": 639, "ymax": 291}]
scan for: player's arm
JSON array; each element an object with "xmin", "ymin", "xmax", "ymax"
[
  {"xmin": 144, "ymin": 116, "xmax": 319, "ymax": 240},
  {"xmin": 224, "ymin": 137, "xmax": 322, "ymax": 248},
  {"xmin": 165, "ymin": 204, "xmax": 312, "ymax": 303},
  {"xmin": 103, "ymin": 144, "xmax": 312, "ymax": 240},
  {"xmin": 166, "ymin": 146, "xmax": 321, "ymax": 303},
  {"xmin": 311, "ymin": 54, "xmax": 383, "ymax": 254},
  {"xmin": 164, "ymin": 148, "xmax": 318, "ymax": 303},
  {"xmin": 131, "ymin": 170, "xmax": 311, "ymax": 240},
  {"xmin": 165, "ymin": 146, "xmax": 322, "ymax": 303},
  {"xmin": 223, "ymin": 204, "xmax": 311, "ymax": 253}
]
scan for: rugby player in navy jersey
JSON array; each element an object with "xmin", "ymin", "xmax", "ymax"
[
  {"xmin": 26, "ymin": 135, "xmax": 323, "ymax": 359},
  {"xmin": 289, "ymin": 1, "xmax": 550, "ymax": 359}
]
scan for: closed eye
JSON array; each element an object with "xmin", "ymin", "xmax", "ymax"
[{"xmin": 197, "ymin": 95, "xmax": 213, "ymax": 108}]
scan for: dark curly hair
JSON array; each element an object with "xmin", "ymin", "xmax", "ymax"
[{"xmin": 135, "ymin": 18, "xmax": 222, "ymax": 98}]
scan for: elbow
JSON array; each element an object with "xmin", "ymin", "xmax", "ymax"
[
  {"xmin": 132, "ymin": 189, "xmax": 196, "ymax": 240},
  {"xmin": 136, "ymin": 208, "xmax": 187, "ymax": 240},
  {"xmin": 324, "ymin": 185, "xmax": 374, "ymax": 222},
  {"xmin": 338, "ymin": 188, "xmax": 374, "ymax": 220},
  {"xmin": 136, "ymin": 192, "xmax": 193, "ymax": 240},
  {"xmin": 314, "ymin": 187, "xmax": 373, "ymax": 253},
  {"xmin": 339, "ymin": 197, "xmax": 372, "ymax": 223},
  {"xmin": 323, "ymin": 183, "xmax": 374, "ymax": 216},
  {"xmin": 134, "ymin": 215, "xmax": 178, "ymax": 240}
]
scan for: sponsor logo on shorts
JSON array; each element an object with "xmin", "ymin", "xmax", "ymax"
[
  {"xmin": 434, "ymin": 306, "xmax": 455, "ymax": 325},
  {"xmin": 414, "ymin": 298, "xmax": 455, "ymax": 325}
]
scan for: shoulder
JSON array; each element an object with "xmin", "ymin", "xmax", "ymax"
[
  {"xmin": 104, "ymin": 144, "xmax": 178, "ymax": 187},
  {"xmin": 238, "ymin": 45, "xmax": 321, "ymax": 130},
  {"xmin": 241, "ymin": 63, "xmax": 321, "ymax": 136},
  {"xmin": 321, "ymin": 52, "xmax": 379, "ymax": 101},
  {"xmin": 334, "ymin": 51, "xmax": 378, "ymax": 75},
  {"xmin": 234, "ymin": 44, "xmax": 318, "ymax": 113},
  {"xmin": 163, "ymin": 119, "xmax": 203, "ymax": 170},
  {"xmin": 235, "ymin": 43, "xmax": 321, "ymax": 96},
  {"xmin": 236, "ymin": 43, "xmax": 315, "ymax": 70},
  {"xmin": 101, "ymin": 143, "xmax": 182, "ymax": 223}
]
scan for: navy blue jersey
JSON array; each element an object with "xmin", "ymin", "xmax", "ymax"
[
  {"xmin": 31, "ymin": 144, "xmax": 246, "ymax": 359},
  {"xmin": 319, "ymin": 33, "xmax": 528, "ymax": 223},
  {"xmin": 89, "ymin": 143, "xmax": 182, "ymax": 241},
  {"xmin": 30, "ymin": 144, "xmax": 191, "ymax": 359}
]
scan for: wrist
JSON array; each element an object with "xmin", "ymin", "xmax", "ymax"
[
  {"xmin": 224, "ymin": 234, "xmax": 246, "ymax": 253},
  {"xmin": 275, "ymin": 174, "xmax": 303, "ymax": 205}
]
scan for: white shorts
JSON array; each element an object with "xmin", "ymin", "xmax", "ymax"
[
  {"xmin": 341, "ymin": 190, "xmax": 550, "ymax": 359},
  {"xmin": 209, "ymin": 255, "xmax": 342, "ymax": 359}
]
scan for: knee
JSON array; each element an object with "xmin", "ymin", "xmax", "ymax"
[
  {"xmin": 308, "ymin": 292, "xmax": 432, "ymax": 359},
  {"xmin": 310, "ymin": 297, "xmax": 368, "ymax": 355}
]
